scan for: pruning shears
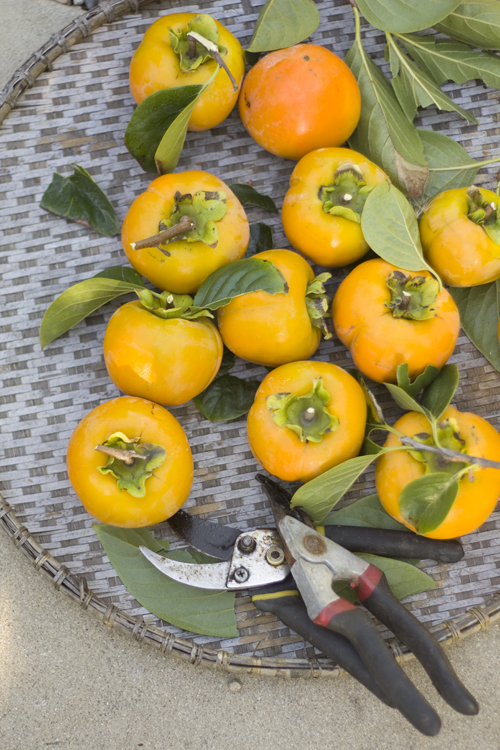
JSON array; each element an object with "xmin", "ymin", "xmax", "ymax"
[{"xmin": 140, "ymin": 475, "xmax": 477, "ymax": 736}]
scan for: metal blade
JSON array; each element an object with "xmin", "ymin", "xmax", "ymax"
[
  {"xmin": 256, "ymin": 474, "xmax": 313, "ymax": 526},
  {"xmin": 140, "ymin": 546, "xmax": 230, "ymax": 589},
  {"xmin": 168, "ymin": 510, "xmax": 241, "ymax": 561}
]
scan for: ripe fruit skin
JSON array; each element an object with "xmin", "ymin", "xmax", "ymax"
[
  {"xmin": 122, "ymin": 171, "xmax": 249, "ymax": 294},
  {"xmin": 217, "ymin": 249, "xmax": 321, "ymax": 367},
  {"xmin": 103, "ymin": 301, "xmax": 223, "ymax": 406},
  {"xmin": 419, "ymin": 187, "xmax": 500, "ymax": 286},
  {"xmin": 376, "ymin": 406, "xmax": 500, "ymax": 539},
  {"xmin": 282, "ymin": 147, "xmax": 388, "ymax": 267},
  {"xmin": 238, "ymin": 44, "xmax": 361, "ymax": 160},
  {"xmin": 67, "ymin": 397, "xmax": 193, "ymax": 528},
  {"xmin": 129, "ymin": 13, "xmax": 245, "ymax": 131},
  {"xmin": 332, "ymin": 259, "xmax": 460, "ymax": 384},
  {"xmin": 247, "ymin": 361, "xmax": 367, "ymax": 483}
]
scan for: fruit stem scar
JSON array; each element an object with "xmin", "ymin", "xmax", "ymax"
[{"xmin": 131, "ymin": 215, "xmax": 195, "ymax": 251}]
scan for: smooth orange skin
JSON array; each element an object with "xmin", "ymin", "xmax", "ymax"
[
  {"xmin": 129, "ymin": 13, "xmax": 245, "ymax": 131},
  {"xmin": 103, "ymin": 301, "xmax": 223, "ymax": 407},
  {"xmin": 247, "ymin": 361, "xmax": 367, "ymax": 483},
  {"xmin": 376, "ymin": 407, "xmax": 500, "ymax": 539},
  {"xmin": 332, "ymin": 259, "xmax": 460, "ymax": 384},
  {"xmin": 282, "ymin": 148, "xmax": 389, "ymax": 267},
  {"xmin": 420, "ymin": 188, "xmax": 500, "ymax": 286},
  {"xmin": 238, "ymin": 44, "xmax": 361, "ymax": 160},
  {"xmin": 121, "ymin": 171, "xmax": 249, "ymax": 294},
  {"xmin": 217, "ymin": 249, "xmax": 321, "ymax": 367},
  {"xmin": 67, "ymin": 397, "xmax": 193, "ymax": 528}
]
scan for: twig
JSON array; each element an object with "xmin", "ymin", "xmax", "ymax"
[
  {"xmin": 187, "ymin": 31, "xmax": 238, "ymax": 92},
  {"xmin": 130, "ymin": 215, "xmax": 195, "ymax": 251},
  {"xmin": 95, "ymin": 445, "xmax": 144, "ymax": 465},
  {"xmin": 399, "ymin": 437, "xmax": 500, "ymax": 471}
]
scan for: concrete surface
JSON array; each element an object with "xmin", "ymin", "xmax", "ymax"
[{"xmin": 1, "ymin": 2, "xmax": 500, "ymax": 748}]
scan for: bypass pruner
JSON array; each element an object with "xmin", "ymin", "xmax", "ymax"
[{"xmin": 140, "ymin": 475, "xmax": 477, "ymax": 735}]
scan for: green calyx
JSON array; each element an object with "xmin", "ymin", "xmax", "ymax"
[
  {"xmin": 305, "ymin": 272, "xmax": 332, "ymax": 339},
  {"xmin": 466, "ymin": 186, "xmax": 500, "ymax": 246},
  {"xmin": 319, "ymin": 164, "xmax": 375, "ymax": 223},
  {"xmin": 159, "ymin": 190, "xmax": 227, "ymax": 249},
  {"xmin": 169, "ymin": 14, "xmax": 227, "ymax": 73},
  {"xmin": 384, "ymin": 270, "xmax": 438, "ymax": 321},
  {"xmin": 407, "ymin": 419, "xmax": 468, "ymax": 477},
  {"xmin": 96, "ymin": 432, "xmax": 166, "ymax": 498},
  {"xmin": 135, "ymin": 288, "xmax": 212, "ymax": 321},
  {"xmin": 266, "ymin": 378, "xmax": 339, "ymax": 443}
]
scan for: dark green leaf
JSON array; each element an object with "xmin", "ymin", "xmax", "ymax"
[
  {"xmin": 357, "ymin": 0, "xmax": 462, "ymax": 33},
  {"xmin": 39, "ymin": 269, "xmax": 146, "ymax": 349},
  {"xmin": 93, "ymin": 524, "xmax": 237, "ymax": 637},
  {"xmin": 385, "ymin": 382, "xmax": 432, "ymax": 419},
  {"xmin": 230, "ymin": 184, "xmax": 278, "ymax": 213},
  {"xmin": 192, "ymin": 257, "xmax": 287, "ymax": 311},
  {"xmin": 450, "ymin": 282, "xmax": 500, "ymax": 372},
  {"xmin": 399, "ymin": 473, "xmax": 459, "ymax": 535},
  {"xmin": 194, "ymin": 374, "xmax": 260, "ymax": 421},
  {"xmin": 361, "ymin": 182, "xmax": 437, "ymax": 274},
  {"xmin": 346, "ymin": 10, "xmax": 428, "ymax": 197},
  {"xmin": 361, "ymin": 437, "xmax": 385, "ymax": 455},
  {"xmin": 40, "ymin": 164, "xmax": 119, "ymax": 237},
  {"xmin": 217, "ymin": 346, "xmax": 236, "ymax": 378},
  {"xmin": 247, "ymin": 222, "xmax": 274, "ymax": 255},
  {"xmin": 124, "ymin": 86, "xmax": 202, "ymax": 174},
  {"xmin": 434, "ymin": 0, "xmax": 500, "ymax": 50},
  {"xmin": 93, "ymin": 266, "xmax": 146, "ymax": 285},
  {"xmin": 246, "ymin": 0, "xmax": 320, "ymax": 53},
  {"xmin": 324, "ymin": 493, "xmax": 409, "ymax": 531},
  {"xmin": 387, "ymin": 36, "xmax": 476, "ymax": 123},
  {"xmin": 290, "ymin": 454, "xmax": 379, "ymax": 524},
  {"xmin": 245, "ymin": 50, "xmax": 261, "ymax": 66},
  {"xmin": 396, "ymin": 363, "xmax": 440, "ymax": 399},
  {"xmin": 421, "ymin": 364, "xmax": 459, "ymax": 419}
]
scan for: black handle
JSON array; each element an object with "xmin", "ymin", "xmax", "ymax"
[
  {"xmin": 319, "ymin": 604, "xmax": 441, "ymax": 736},
  {"xmin": 323, "ymin": 525, "xmax": 464, "ymax": 563},
  {"xmin": 252, "ymin": 589, "xmax": 394, "ymax": 707},
  {"xmin": 355, "ymin": 567, "xmax": 479, "ymax": 716}
]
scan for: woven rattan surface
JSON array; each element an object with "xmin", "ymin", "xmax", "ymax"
[{"xmin": 2, "ymin": 0, "xmax": 500, "ymax": 675}]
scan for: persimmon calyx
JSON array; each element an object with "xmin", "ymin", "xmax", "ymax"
[
  {"xmin": 96, "ymin": 432, "xmax": 166, "ymax": 498},
  {"xmin": 266, "ymin": 378, "xmax": 339, "ymax": 443},
  {"xmin": 169, "ymin": 14, "xmax": 227, "ymax": 73},
  {"xmin": 384, "ymin": 270, "xmax": 438, "ymax": 321},
  {"xmin": 466, "ymin": 186, "xmax": 500, "ymax": 246},
  {"xmin": 319, "ymin": 164, "xmax": 375, "ymax": 223},
  {"xmin": 158, "ymin": 190, "xmax": 227, "ymax": 249},
  {"xmin": 406, "ymin": 419, "xmax": 469, "ymax": 478},
  {"xmin": 135, "ymin": 288, "xmax": 213, "ymax": 321},
  {"xmin": 305, "ymin": 273, "xmax": 332, "ymax": 339}
]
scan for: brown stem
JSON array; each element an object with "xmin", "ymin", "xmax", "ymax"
[
  {"xmin": 95, "ymin": 444, "xmax": 144, "ymax": 465},
  {"xmin": 187, "ymin": 32, "xmax": 238, "ymax": 92},
  {"xmin": 130, "ymin": 215, "xmax": 195, "ymax": 251},
  {"xmin": 187, "ymin": 35, "xmax": 198, "ymax": 60},
  {"xmin": 399, "ymin": 437, "xmax": 500, "ymax": 471}
]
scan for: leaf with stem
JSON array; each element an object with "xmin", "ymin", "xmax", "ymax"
[
  {"xmin": 433, "ymin": 0, "xmax": 500, "ymax": 50},
  {"xmin": 450, "ymin": 281, "xmax": 500, "ymax": 372},
  {"xmin": 356, "ymin": 0, "xmax": 462, "ymax": 34},
  {"xmin": 192, "ymin": 257, "xmax": 287, "ymax": 311},
  {"xmin": 247, "ymin": 223, "xmax": 274, "ymax": 255},
  {"xmin": 324, "ymin": 493, "xmax": 409, "ymax": 531},
  {"xmin": 246, "ymin": 0, "xmax": 320, "ymax": 53},
  {"xmin": 396, "ymin": 363, "xmax": 440, "ymax": 400},
  {"xmin": 420, "ymin": 364, "xmax": 460, "ymax": 419},
  {"xmin": 399, "ymin": 472, "xmax": 460, "ymax": 535},
  {"xmin": 230, "ymin": 184, "xmax": 278, "ymax": 213}
]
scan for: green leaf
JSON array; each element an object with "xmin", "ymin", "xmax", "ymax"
[
  {"xmin": 94, "ymin": 525, "xmax": 237, "ymax": 637},
  {"xmin": 356, "ymin": 0, "xmax": 462, "ymax": 33},
  {"xmin": 399, "ymin": 473, "xmax": 459, "ymax": 535},
  {"xmin": 361, "ymin": 182, "xmax": 437, "ymax": 275},
  {"xmin": 229, "ymin": 184, "xmax": 278, "ymax": 213},
  {"xmin": 450, "ymin": 281, "xmax": 500, "ymax": 372},
  {"xmin": 434, "ymin": 0, "xmax": 500, "ymax": 50},
  {"xmin": 40, "ymin": 164, "xmax": 119, "ymax": 237},
  {"xmin": 194, "ymin": 374, "xmax": 260, "ymax": 421},
  {"xmin": 349, "ymin": 369, "xmax": 388, "ymax": 434},
  {"xmin": 192, "ymin": 257, "xmax": 287, "ymax": 311},
  {"xmin": 247, "ymin": 222, "xmax": 274, "ymax": 255},
  {"xmin": 396, "ymin": 363, "xmax": 440, "ymax": 399},
  {"xmin": 324, "ymin": 493, "xmax": 409, "ymax": 531},
  {"xmin": 421, "ymin": 364, "xmax": 460, "ymax": 419},
  {"xmin": 124, "ymin": 86, "xmax": 202, "ymax": 174},
  {"xmin": 361, "ymin": 437, "xmax": 385, "ymax": 455},
  {"xmin": 290, "ymin": 454, "xmax": 379, "ymax": 524},
  {"xmin": 39, "ymin": 268, "xmax": 146, "ymax": 349},
  {"xmin": 385, "ymin": 381, "xmax": 430, "ymax": 416},
  {"xmin": 387, "ymin": 36, "xmax": 476, "ymax": 123},
  {"xmin": 346, "ymin": 9, "xmax": 428, "ymax": 197},
  {"xmin": 155, "ymin": 68, "xmax": 219, "ymax": 175},
  {"xmin": 417, "ymin": 129, "xmax": 500, "ymax": 202},
  {"xmin": 246, "ymin": 0, "xmax": 320, "ymax": 53}
]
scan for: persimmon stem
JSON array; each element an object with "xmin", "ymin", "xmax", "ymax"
[
  {"xmin": 399, "ymin": 437, "xmax": 500, "ymax": 471},
  {"xmin": 130, "ymin": 215, "xmax": 195, "ymax": 251},
  {"xmin": 95, "ymin": 444, "xmax": 144, "ymax": 465},
  {"xmin": 187, "ymin": 31, "xmax": 238, "ymax": 92}
]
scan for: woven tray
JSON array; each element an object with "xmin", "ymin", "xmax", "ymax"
[{"xmin": 2, "ymin": 0, "xmax": 500, "ymax": 678}]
